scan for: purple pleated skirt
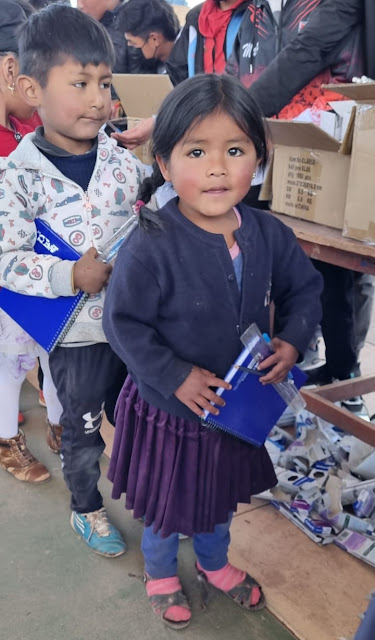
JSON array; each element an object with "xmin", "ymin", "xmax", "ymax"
[{"xmin": 108, "ymin": 377, "xmax": 277, "ymax": 538}]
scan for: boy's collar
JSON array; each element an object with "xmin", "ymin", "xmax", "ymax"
[{"xmin": 33, "ymin": 126, "xmax": 98, "ymax": 158}]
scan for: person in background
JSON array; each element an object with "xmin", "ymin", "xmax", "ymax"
[
  {"xmin": 240, "ymin": 0, "xmax": 374, "ymax": 408},
  {"xmin": 0, "ymin": 4, "xmax": 151, "ymax": 555},
  {"xmin": 78, "ymin": 0, "xmax": 157, "ymax": 76},
  {"xmin": 118, "ymin": 0, "xmax": 180, "ymax": 74},
  {"xmin": 226, "ymin": 0, "xmax": 371, "ymax": 409},
  {"xmin": 226, "ymin": 0, "xmax": 363, "ymax": 118},
  {"xmin": 166, "ymin": 0, "xmax": 249, "ymax": 85},
  {"xmin": 243, "ymin": 0, "xmax": 372, "ymax": 117},
  {"xmin": 103, "ymin": 73, "xmax": 323, "ymax": 629},
  {"xmin": 0, "ymin": 0, "xmax": 63, "ymax": 484},
  {"xmin": 113, "ymin": 0, "xmax": 248, "ymax": 153}
]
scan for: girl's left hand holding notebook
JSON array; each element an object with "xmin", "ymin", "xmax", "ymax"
[
  {"xmin": 175, "ymin": 366, "xmax": 232, "ymax": 419},
  {"xmin": 257, "ymin": 338, "xmax": 298, "ymax": 385}
]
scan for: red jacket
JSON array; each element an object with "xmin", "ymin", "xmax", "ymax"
[{"xmin": 0, "ymin": 116, "xmax": 34, "ymax": 157}]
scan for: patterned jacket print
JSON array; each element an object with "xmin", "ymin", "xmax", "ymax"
[
  {"xmin": 0, "ymin": 130, "xmax": 145, "ymax": 345},
  {"xmin": 226, "ymin": 0, "xmax": 364, "ymax": 120}
]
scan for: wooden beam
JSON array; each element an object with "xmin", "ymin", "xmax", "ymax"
[
  {"xmin": 297, "ymin": 240, "xmax": 375, "ymax": 274},
  {"xmin": 301, "ymin": 389, "xmax": 375, "ymax": 446},
  {"xmin": 270, "ymin": 212, "xmax": 375, "ymax": 275},
  {"xmin": 308, "ymin": 375, "xmax": 375, "ymax": 402}
]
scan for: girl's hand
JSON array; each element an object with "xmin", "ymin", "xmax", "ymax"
[
  {"xmin": 175, "ymin": 366, "xmax": 232, "ymax": 418},
  {"xmin": 257, "ymin": 337, "xmax": 298, "ymax": 384}
]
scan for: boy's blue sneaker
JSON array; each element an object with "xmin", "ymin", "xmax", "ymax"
[{"xmin": 70, "ymin": 507, "xmax": 126, "ymax": 557}]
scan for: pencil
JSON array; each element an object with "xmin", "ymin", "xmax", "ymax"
[{"xmin": 233, "ymin": 365, "xmax": 262, "ymax": 376}]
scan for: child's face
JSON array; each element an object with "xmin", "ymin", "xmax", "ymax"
[
  {"xmin": 157, "ymin": 111, "xmax": 258, "ymax": 225},
  {"xmin": 124, "ymin": 32, "xmax": 160, "ymax": 60},
  {"xmin": 30, "ymin": 57, "xmax": 112, "ymax": 154}
]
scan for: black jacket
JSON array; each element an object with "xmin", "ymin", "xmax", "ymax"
[
  {"xmin": 166, "ymin": 1, "xmax": 249, "ymax": 86},
  {"xmin": 226, "ymin": 0, "xmax": 364, "ymax": 119},
  {"xmin": 237, "ymin": 0, "xmax": 370, "ymax": 118},
  {"xmin": 101, "ymin": 4, "xmax": 157, "ymax": 76}
]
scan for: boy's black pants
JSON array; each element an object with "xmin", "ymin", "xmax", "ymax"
[{"xmin": 49, "ymin": 343, "xmax": 126, "ymax": 513}]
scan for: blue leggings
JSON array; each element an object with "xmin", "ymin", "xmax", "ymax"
[{"xmin": 142, "ymin": 515, "xmax": 233, "ymax": 579}]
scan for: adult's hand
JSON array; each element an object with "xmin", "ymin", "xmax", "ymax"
[{"xmin": 111, "ymin": 116, "xmax": 155, "ymax": 150}]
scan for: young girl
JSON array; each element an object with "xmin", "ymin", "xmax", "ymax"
[
  {"xmin": 103, "ymin": 73, "xmax": 323, "ymax": 629},
  {"xmin": 0, "ymin": 1, "xmax": 63, "ymax": 483}
]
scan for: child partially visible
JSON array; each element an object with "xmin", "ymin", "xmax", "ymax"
[
  {"xmin": 0, "ymin": 0, "xmax": 63, "ymax": 484},
  {"xmin": 0, "ymin": 4, "xmax": 148, "ymax": 557},
  {"xmin": 0, "ymin": 0, "xmax": 35, "ymax": 153},
  {"xmin": 103, "ymin": 73, "xmax": 323, "ymax": 629}
]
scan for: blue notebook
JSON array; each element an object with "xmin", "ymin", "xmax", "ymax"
[
  {"xmin": 202, "ymin": 347, "xmax": 307, "ymax": 447},
  {"xmin": 0, "ymin": 219, "xmax": 87, "ymax": 352}
]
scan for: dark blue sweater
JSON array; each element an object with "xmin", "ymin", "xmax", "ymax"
[{"xmin": 103, "ymin": 199, "xmax": 323, "ymax": 421}]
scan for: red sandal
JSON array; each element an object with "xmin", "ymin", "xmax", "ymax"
[{"xmin": 144, "ymin": 574, "xmax": 191, "ymax": 630}]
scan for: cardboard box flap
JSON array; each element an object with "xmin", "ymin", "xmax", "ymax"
[
  {"xmin": 327, "ymin": 100, "xmax": 356, "ymax": 118},
  {"xmin": 322, "ymin": 82, "xmax": 375, "ymax": 102},
  {"xmin": 112, "ymin": 74, "xmax": 173, "ymax": 119},
  {"xmin": 266, "ymin": 119, "xmax": 341, "ymax": 152}
]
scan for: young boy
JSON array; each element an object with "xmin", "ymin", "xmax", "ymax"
[{"xmin": 0, "ymin": 4, "xmax": 146, "ymax": 557}]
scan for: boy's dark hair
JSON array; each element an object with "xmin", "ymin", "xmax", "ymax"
[
  {"xmin": 18, "ymin": 4, "xmax": 115, "ymax": 86},
  {"xmin": 118, "ymin": 0, "xmax": 180, "ymax": 42},
  {"xmin": 138, "ymin": 74, "xmax": 268, "ymax": 229}
]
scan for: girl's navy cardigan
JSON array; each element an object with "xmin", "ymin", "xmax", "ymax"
[{"xmin": 103, "ymin": 199, "xmax": 323, "ymax": 421}]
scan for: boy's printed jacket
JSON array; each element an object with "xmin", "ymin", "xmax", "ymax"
[{"xmin": 0, "ymin": 130, "xmax": 145, "ymax": 345}]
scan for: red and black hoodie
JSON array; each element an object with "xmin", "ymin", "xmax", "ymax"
[{"xmin": 226, "ymin": 0, "xmax": 364, "ymax": 119}]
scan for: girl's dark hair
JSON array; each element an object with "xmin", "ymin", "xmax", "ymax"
[
  {"xmin": 12, "ymin": 0, "xmax": 36, "ymax": 17},
  {"xmin": 118, "ymin": 0, "xmax": 180, "ymax": 42},
  {"xmin": 18, "ymin": 4, "xmax": 115, "ymax": 87},
  {"xmin": 138, "ymin": 73, "xmax": 268, "ymax": 228}
]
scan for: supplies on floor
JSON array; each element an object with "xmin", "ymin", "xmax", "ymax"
[{"xmin": 256, "ymin": 409, "xmax": 375, "ymax": 567}]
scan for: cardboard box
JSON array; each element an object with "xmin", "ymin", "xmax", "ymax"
[
  {"xmin": 171, "ymin": 4, "xmax": 189, "ymax": 26},
  {"xmin": 112, "ymin": 74, "xmax": 174, "ymax": 164},
  {"xmin": 326, "ymin": 83, "xmax": 375, "ymax": 242},
  {"xmin": 293, "ymin": 101, "xmax": 355, "ymax": 141},
  {"xmin": 263, "ymin": 119, "xmax": 353, "ymax": 229},
  {"xmin": 320, "ymin": 101, "xmax": 356, "ymax": 141}
]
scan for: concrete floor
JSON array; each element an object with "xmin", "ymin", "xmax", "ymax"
[
  {"xmin": 0, "ymin": 381, "xmax": 296, "ymax": 640},
  {"xmin": 2, "ymin": 304, "xmax": 375, "ymax": 640}
]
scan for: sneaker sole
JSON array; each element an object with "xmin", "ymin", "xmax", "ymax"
[
  {"xmin": 298, "ymin": 358, "xmax": 326, "ymax": 372},
  {"xmin": 70, "ymin": 517, "xmax": 126, "ymax": 558}
]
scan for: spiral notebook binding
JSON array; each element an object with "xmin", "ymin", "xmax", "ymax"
[
  {"xmin": 48, "ymin": 291, "xmax": 89, "ymax": 352},
  {"xmin": 201, "ymin": 416, "xmax": 254, "ymax": 445}
]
